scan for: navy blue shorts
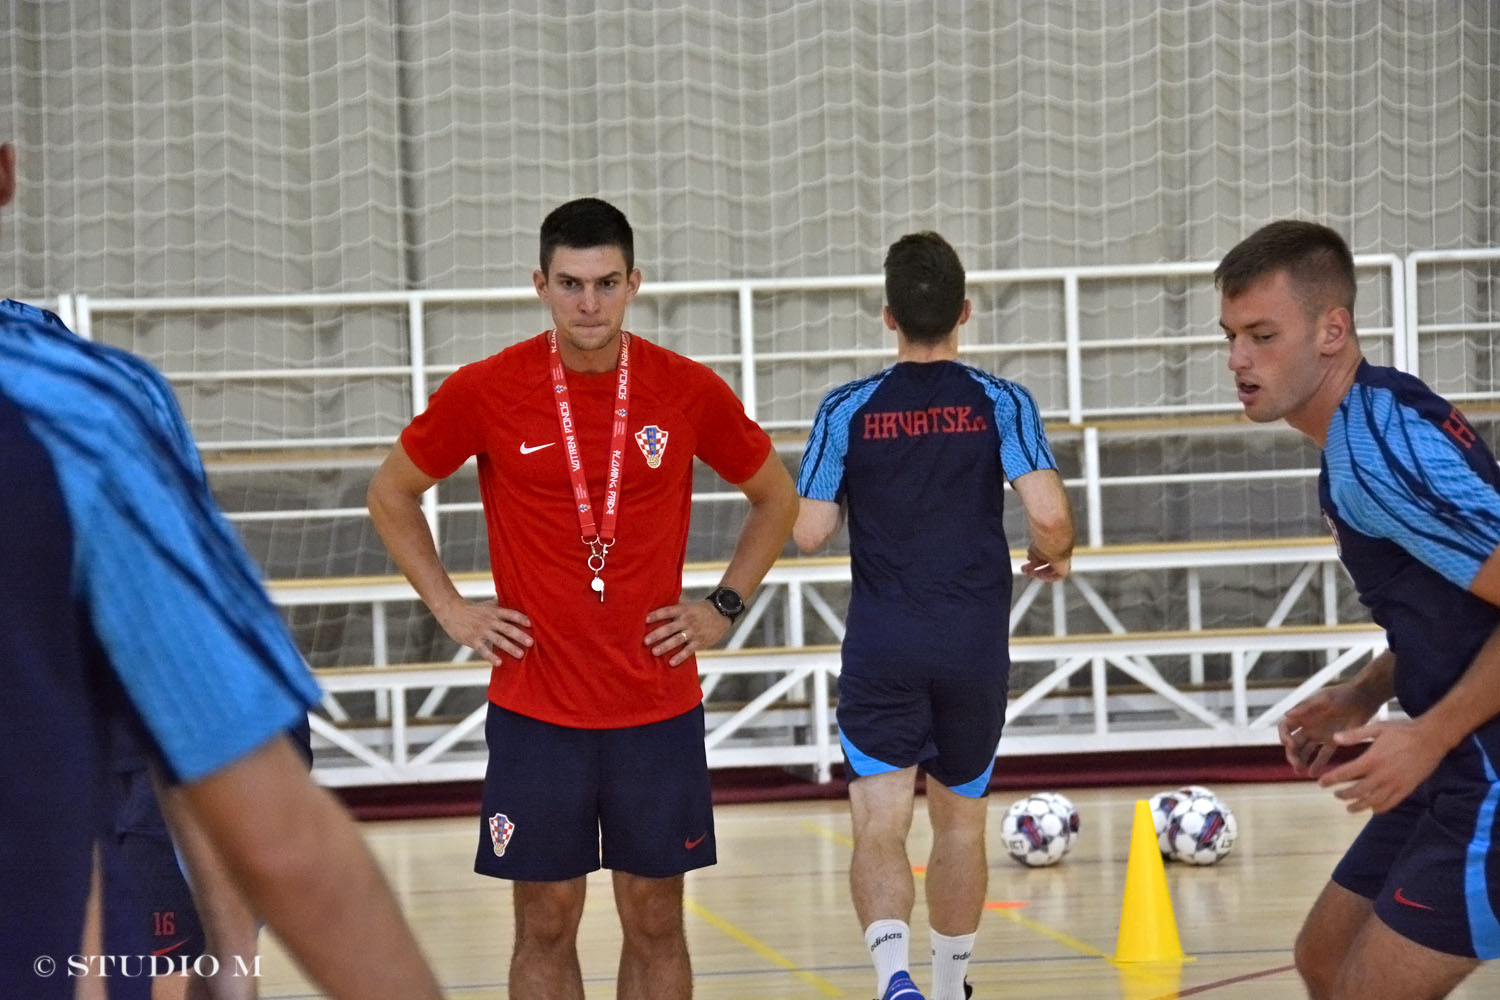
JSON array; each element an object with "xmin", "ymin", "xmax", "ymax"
[
  {"xmin": 836, "ymin": 660, "xmax": 1007, "ymax": 797},
  {"xmin": 474, "ymin": 703, "xmax": 716, "ymax": 881},
  {"xmin": 1332, "ymin": 773, "xmax": 1500, "ymax": 958},
  {"xmin": 103, "ymin": 769, "xmax": 205, "ymax": 969}
]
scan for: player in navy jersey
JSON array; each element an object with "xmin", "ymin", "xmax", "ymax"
[
  {"xmin": 0, "ymin": 142, "xmax": 441, "ymax": 999},
  {"xmin": 1218, "ymin": 219, "xmax": 1500, "ymax": 999},
  {"xmin": 795, "ymin": 232, "xmax": 1074, "ymax": 1000}
]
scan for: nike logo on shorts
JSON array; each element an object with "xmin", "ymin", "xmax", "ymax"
[
  {"xmin": 519, "ymin": 441, "xmax": 555, "ymax": 454},
  {"xmin": 684, "ymin": 833, "xmax": 707, "ymax": 850},
  {"xmin": 1393, "ymin": 887, "xmax": 1433, "ymax": 910}
]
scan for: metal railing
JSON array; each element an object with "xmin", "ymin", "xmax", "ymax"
[
  {"xmin": 48, "ymin": 251, "xmax": 1471, "ymax": 550},
  {"xmin": 32, "ymin": 250, "xmax": 1495, "ymax": 785},
  {"xmin": 279, "ymin": 540, "xmax": 1374, "ymax": 786}
]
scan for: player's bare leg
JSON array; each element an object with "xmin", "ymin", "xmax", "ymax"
[
  {"xmin": 1332, "ymin": 909, "xmax": 1478, "ymax": 1000},
  {"xmin": 510, "ymin": 878, "xmax": 586, "ymax": 1000},
  {"xmin": 612, "ymin": 871, "xmax": 690, "ymax": 1000},
  {"xmin": 75, "ymin": 850, "xmax": 107, "ymax": 1000},
  {"xmin": 923, "ymin": 781, "xmax": 987, "ymax": 935},
  {"xmin": 848, "ymin": 767, "xmax": 918, "ymax": 925},
  {"xmin": 1292, "ymin": 881, "xmax": 1371, "ymax": 999}
]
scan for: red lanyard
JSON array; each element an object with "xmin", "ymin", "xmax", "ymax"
[{"xmin": 548, "ymin": 330, "xmax": 631, "ymax": 599}]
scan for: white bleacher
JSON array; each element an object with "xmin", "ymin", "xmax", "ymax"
[
  {"xmin": 56, "ymin": 249, "xmax": 1499, "ymax": 787},
  {"xmin": 272, "ymin": 539, "xmax": 1386, "ymax": 787}
]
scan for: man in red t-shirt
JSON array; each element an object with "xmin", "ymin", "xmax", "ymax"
[{"xmin": 368, "ymin": 197, "xmax": 797, "ymax": 1000}]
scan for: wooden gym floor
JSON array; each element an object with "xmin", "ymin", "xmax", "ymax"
[{"xmin": 258, "ymin": 781, "xmax": 1500, "ymax": 999}]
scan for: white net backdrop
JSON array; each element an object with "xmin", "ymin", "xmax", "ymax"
[
  {"xmin": 3, "ymin": 3, "xmax": 1493, "ymax": 295},
  {"xmin": 1, "ymin": 1, "xmax": 1497, "ymax": 665}
]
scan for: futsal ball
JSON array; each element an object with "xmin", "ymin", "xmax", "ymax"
[
  {"xmin": 1164, "ymin": 791, "xmax": 1238, "ymax": 865},
  {"xmin": 1000, "ymin": 793, "xmax": 1078, "ymax": 867},
  {"xmin": 1036, "ymin": 791, "xmax": 1081, "ymax": 854},
  {"xmin": 1147, "ymin": 785, "xmax": 1216, "ymax": 857}
]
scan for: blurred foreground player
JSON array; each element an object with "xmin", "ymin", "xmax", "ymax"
[
  {"xmin": 0, "ymin": 141, "xmax": 443, "ymax": 1000},
  {"xmin": 1219, "ymin": 219, "xmax": 1500, "ymax": 1000}
]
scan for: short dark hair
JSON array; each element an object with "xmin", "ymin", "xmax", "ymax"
[
  {"xmin": 1214, "ymin": 220, "xmax": 1355, "ymax": 320},
  {"xmin": 539, "ymin": 197, "xmax": 634, "ymax": 275},
  {"xmin": 883, "ymin": 231, "xmax": 966, "ymax": 344}
]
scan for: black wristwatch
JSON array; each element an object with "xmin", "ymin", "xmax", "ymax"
[{"xmin": 705, "ymin": 586, "xmax": 745, "ymax": 623}]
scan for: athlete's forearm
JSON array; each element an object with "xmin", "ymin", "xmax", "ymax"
[
  {"xmin": 183, "ymin": 738, "xmax": 442, "ymax": 999},
  {"xmin": 719, "ymin": 454, "xmax": 798, "ymax": 597},
  {"xmin": 367, "ymin": 455, "xmax": 464, "ymax": 619},
  {"xmin": 154, "ymin": 772, "xmax": 260, "ymax": 999},
  {"xmin": 792, "ymin": 498, "xmax": 842, "ymax": 554},
  {"xmin": 1012, "ymin": 469, "xmax": 1074, "ymax": 565},
  {"xmin": 1346, "ymin": 648, "xmax": 1397, "ymax": 715}
]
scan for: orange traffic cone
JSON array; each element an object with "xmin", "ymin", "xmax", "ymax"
[{"xmin": 1115, "ymin": 799, "xmax": 1187, "ymax": 963}]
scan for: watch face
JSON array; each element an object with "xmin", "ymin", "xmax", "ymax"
[{"xmin": 713, "ymin": 588, "xmax": 744, "ymax": 616}]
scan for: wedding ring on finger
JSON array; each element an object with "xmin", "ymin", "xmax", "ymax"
[{"xmin": 680, "ymin": 630, "xmax": 690, "ymax": 645}]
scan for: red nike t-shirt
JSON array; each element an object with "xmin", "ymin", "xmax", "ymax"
[{"xmin": 401, "ymin": 332, "xmax": 772, "ymax": 729}]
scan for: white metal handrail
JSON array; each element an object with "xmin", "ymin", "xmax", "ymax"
[
  {"xmin": 53, "ymin": 250, "xmax": 1467, "ymax": 551},
  {"xmin": 282, "ymin": 540, "xmax": 1364, "ymax": 785}
]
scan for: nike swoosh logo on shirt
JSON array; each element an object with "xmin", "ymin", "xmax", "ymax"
[{"xmin": 519, "ymin": 442, "xmax": 556, "ymax": 454}]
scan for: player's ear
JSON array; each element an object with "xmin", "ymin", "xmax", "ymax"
[
  {"xmin": 532, "ymin": 268, "xmax": 548, "ymax": 300},
  {"xmin": 625, "ymin": 267, "xmax": 642, "ymax": 298},
  {"xmin": 1320, "ymin": 305, "xmax": 1353, "ymax": 355},
  {"xmin": 0, "ymin": 143, "xmax": 15, "ymax": 209},
  {"xmin": 957, "ymin": 298, "xmax": 973, "ymax": 327},
  {"xmin": 882, "ymin": 305, "xmax": 899, "ymax": 333}
]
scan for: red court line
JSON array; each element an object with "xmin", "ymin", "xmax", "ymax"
[{"xmin": 1160, "ymin": 962, "xmax": 1296, "ymax": 998}]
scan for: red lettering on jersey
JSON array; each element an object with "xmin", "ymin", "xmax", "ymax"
[
  {"xmin": 859, "ymin": 407, "xmax": 990, "ymax": 439},
  {"xmin": 1443, "ymin": 408, "xmax": 1477, "ymax": 449}
]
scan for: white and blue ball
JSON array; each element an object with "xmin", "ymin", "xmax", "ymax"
[
  {"xmin": 1000, "ymin": 792, "xmax": 1080, "ymax": 867},
  {"xmin": 1147, "ymin": 785, "xmax": 1216, "ymax": 857},
  {"xmin": 1163, "ymin": 790, "xmax": 1237, "ymax": 865}
]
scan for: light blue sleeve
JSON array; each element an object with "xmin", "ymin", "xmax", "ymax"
[
  {"xmin": 2, "ymin": 309, "xmax": 321, "ymax": 782},
  {"xmin": 1329, "ymin": 391, "xmax": 1500, "ymax": 589},
  {"xmin": 969, "ymin": 368, "xmax": 1058, "ymax": 480},
  {"xmin": 797, "ymin": 390, "xmax": 849, "ymax": 502}
]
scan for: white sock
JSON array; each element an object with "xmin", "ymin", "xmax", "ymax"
[
  {"xmin": 930, "ymin": 929, "xmax": 976, "ymax": 1000},
  {"xmin": 864, "ymin": 919, "xmax": 911, "ymax": 996}
]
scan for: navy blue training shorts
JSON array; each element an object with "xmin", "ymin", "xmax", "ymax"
[
  {"xmin": 474, "ymin": 703, "xmax": 716, "ymax": 881},
  {"xmin": 1332, "ymin": 775, "xmax": 1500, "ymax": 958},
  {"xmin": 103, "ymin": 769, "xmax": 205, "ymax": 971},
  {"xmin": 837, "ymin": 658, "xmax": 1008, "ymax": 798}
]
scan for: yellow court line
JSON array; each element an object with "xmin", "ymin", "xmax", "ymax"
[
  {"xmin": 685, "ymin": 898, "xmax": 845, "ymax": 998},
  {"xmin": 801, "ymin": 820, "xmax": 854, "ymax": 848},
  {"xmin": 990, "ymin": 904, "xmax": 1113, "ymax": 961},
  {"xmin": 990, "ymin": 904, "xmax": 1196, "ymax": 975}
]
